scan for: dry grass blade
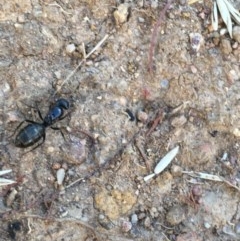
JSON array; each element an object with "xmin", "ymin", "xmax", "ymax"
[
  {"xmin": 223, "ymin": 0, "xmax": 240, "ymax": 25},
  {"xmin": 0, "ymin": 169, "xmax": 12, "ymax": 176},
  {"xmin": 183, "ymin": 171, "xmax": 223, "ymax": 181},
  {"xmin": 211, "ymin": 1, "xmax": 218, "ymax": 31},
  {"xmin": 216, "ymin": 0, "xmax": 233, "ymax": 37},
  {"xmin": 0, "ymin": 178, "xmax": 16, "ymax": 186},
  {"xmin": 0, "ymin": 169, "xmax": 16, "ymax": 186},
  {"xmin": 183, "ymin": 171, "xmax": 240, "ymax": 192}
]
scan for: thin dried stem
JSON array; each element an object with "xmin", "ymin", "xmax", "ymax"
[{"xmin": 148, "ymin": 0, "xmax": 173, "ymax": 74}]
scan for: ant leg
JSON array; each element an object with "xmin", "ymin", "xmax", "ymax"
[
  {"xmin": 58, "ymin": 111, "xmax": 71, "ymax": 121},
  {"xmin": 9, "ymin": 120, "xmax": 26, "ymax": 138},
  {"xmin": 34, "ymin": 102, "xmax": 44, "ymax": 121},
  {"xmin": 20, "ymin": 100, "xmax": 44, "ymax": 121},
  {"xmin": 37, "ymin": 107, "xmax": 44, "ymax": 121},
  {"xmin": 50, "ymin": 127, "xmax": 67, "ymax": 141}
]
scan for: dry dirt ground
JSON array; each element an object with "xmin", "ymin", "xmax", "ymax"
[{"xmin": 0, "ymin": 0, "xmax": 240, "ymax": 240}]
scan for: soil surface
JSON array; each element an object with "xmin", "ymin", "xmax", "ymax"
[{"xmin": 1, "ymin": 0, "xmax": 240, "ymax": 240}]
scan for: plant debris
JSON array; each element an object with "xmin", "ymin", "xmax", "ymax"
[
  {"xmin": 0, "ymin": 169, "xmax": 15, "ymax": 186},
  {"xmin": 212, "ymin": 0, "xmax": 240, "ymax": 38},
  {"xmin": 144, "ymin": 146, "xmax": 180, "ymax": 182}
]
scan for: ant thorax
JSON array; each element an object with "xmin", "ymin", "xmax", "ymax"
[{"xmin": 44, "ymin": 106, "xmax": 63, "ymax": 126}]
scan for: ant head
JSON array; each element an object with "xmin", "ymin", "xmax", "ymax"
[{"xmin": 55, "ymin": 98, "xmax": 70, "ymax": 110}]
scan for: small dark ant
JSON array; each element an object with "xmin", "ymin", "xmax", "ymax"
[
  {"xmin": 7, "ymin": 220, "xmax": 21, "ymax": 240},
  {"xmin": 13, "ymin": 98, "xmax": 70, "ymax": 152}
]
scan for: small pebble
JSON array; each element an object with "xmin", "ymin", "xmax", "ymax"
[
  {"xmin": 1, "ymin": 82, "xmax": 11, "ymax": 93},
  {"xmin": 62, "ymin": 163, "xmax": 68, "ymax": 170},
  {"xmin": 232, "ymin": 26, "xmax": 240, "ymax": 43},
  {"xmin": 171, "ymin": 165, "xmax": 183, "ymax": 177},
  {"xmin": 179, "ymin": 0, "xmax": 186, "ymax": 5},
  {"xmin": 121, "ymin": 220, "xmax": 132, "ymax": 232},
  {"xmin": 52, "ymin": 162, "xmax": 61, "ymax": 170},
  {"xmin": 204, "ymin": 222, "xmax": 211, "ymax": 229},
  {"xmin": 151, "ymin": 0, "xmax": 158, "ymax": 8},
  {"xmin": 131, "ymin": 214, "xmax": 138, "ymax": 224},
  {"xmin": 192, "ymin": 185, "xmax": 203, "ymax": 197},
  {"xmin": 232, "ymin": 42, "xmax": 238, "ymax": 49},
  {"xmin": 212, "ymin": 35, "xmax": 220, "ymax": 46},
  {"xmin": 171, "ymin": 115, "xmax": 187, "ymax": 127},
  {"xmin": 54, "ymin": 71, "xmax": 61, "ymax": 79},
  {"xmin": 18, "ymin": 14, "xmax": 25, "ymax": 23},
  {"xmin": 189, "ymin": 33, "xmax": 204, "ymax": 52},
  {"xmin": 227, "ymin": 69, "xmax": 239, "ymax": 82},
  {"xmin": 190, "ymin": 65, "xmax": 197, "ymax": 74},
  {"xmin": 176, "ymin": 232, "xmax": 201, "ymax": 241},
  {"xmin": 113, "ymin": 4, "xmax": 129, "ymax": 25},
  {"xmin": 221, "ymin": 152, "xmax": 228, "ymax": 161},
  {"xmin": 160, "ymin": 79, "xmax": 169, "ymax": 89},
  {"xmin": 14, "ymin": 23, "xmax": 23, "ymax": 29},
  {"xmin": 137, "ymin": 110, "xmax": 148, "ymax": 123},
  {"xmin": 137, "ymin": 0, "xmax": 144, "ymax": 8},
  {"xmin": 167, "ymin": 12, "xmax": 175, "ymax": 19},
  {"xmin": 138, "ymin": 212, "xmax": 146, "ymax": 220},
  {"xmin": 56, "ymin": 168, "xmax": 65, "ymax": 185},
  {"xmin": 6, "ymin": 111, "xmax": 20, "ymax": 123},
  {"xmin": 220, "ymin": 39, "xmax": 232, "ymax": 55},
  {"xmin": 47, "ymin": 146, "xmax": 55, "ymax": 153},
  {"xmin": 98, "ymin": 214, "xmax": 105, "ymax": 220},
  {"xmin": 98, "ymin": 214, "xmax": 114, "ymax": 230},
  {"xmin": 60, "ymin": 210, "xmax": 69, "ymax": 218},
  {"xmin": 220, "ymin": 28, "xmax": 228, "ymax": 36},
  {"xmin": 6, "ymin": 189, "xmax": 18, "ymax": 207},
  {"xmin": 138, "ymin": 17, "xmax": 145, "ymax": 23},
  {"xmin": 144, "ymin": 216, "xmax": 151, "ymax": 228},
  {"xmin": 86, "ymin": 60, "xmax": 93, "ymax": 66},
  {"xmin": 66, "ymin": 43, "xmax": 76, "ymax": 54},
  {"xmin": 232, "ymin": 128, "xmax": 240, "ymax": 137},
  {"xmin": 235, "ymin": 222, "xmax": 240, "ymax": 234},
  {"xmin": 166, "ymin": 205, "xmax": 186, "ymax": 225}
]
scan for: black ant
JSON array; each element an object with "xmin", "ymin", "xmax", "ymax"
[
  {"xmin": 13, "ymin": 98, "xmax": 70, "ymax": 151},
  {"xmin": 7, "ymin": 220, "xmax": 21, "ymax": 240}
]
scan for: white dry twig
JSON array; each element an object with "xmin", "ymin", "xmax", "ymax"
[
  {"xmin": 53, "ymin": 34, "xmax": 109, "ymax": 96},
  {"xmin": 0, "ymin": 169, "xmax": 16, "ymax": 186},
  {"xmin": 144, "ymin": 146, "xmax": 180, "ymax": 182}
]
